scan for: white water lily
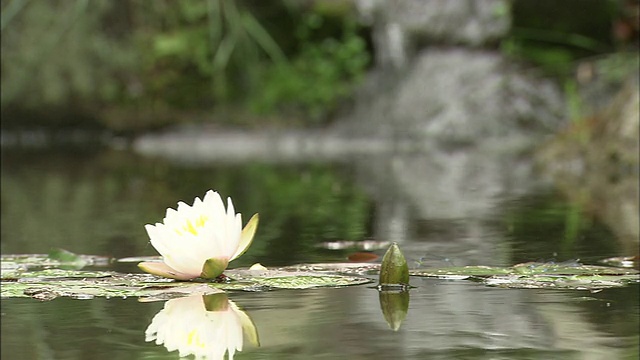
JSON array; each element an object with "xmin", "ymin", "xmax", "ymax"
[
  {"xmin": 139, "ymin": 190, "xmax": 259, "ymax": 280},
  {"xmin": 146, "ymin": 293, "xmax": 259, "ymax": 360}
]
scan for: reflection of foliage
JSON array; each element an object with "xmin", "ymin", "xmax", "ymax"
[
  {"xmin": 501, "ymin": 191, "xmax": 619, "ymax": 264},
  {"xmin": 1, "ymin": 149, "xmax": 371, "ymax": 267},
  {"xmin": 1, "ymin": 297, "xmax": 165, "ymax": 358},
  {"xmin": 239, "ymin": 164, "xmax": 371, "ymax": 265},
  {"xmin": 0, "ymin": 149, "xmax": 157, "ymax": 257},
  {"xmin": 250, "ymin": 13, "xmax": 370, "ymax": 122}
]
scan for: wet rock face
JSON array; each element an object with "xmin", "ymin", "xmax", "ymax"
[
  {"xmin": 343, "ymin": 0, "xmax": 564, "ymax": 148},
  {"xmin": 356, "ymin": 0, "xmax": 511, "ymax": 69},
  {"xmin": 340, "ymin": 48, "xmax": 565, "ymax": 148}
]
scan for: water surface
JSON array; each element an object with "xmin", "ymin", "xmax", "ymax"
[{"xmin": 1, "ymin": 146, "xmax": 638, "ymax": 360}]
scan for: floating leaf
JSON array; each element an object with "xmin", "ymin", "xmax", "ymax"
[
  {"xmin": 410, "ymin": 263, "xmax": 640, "ymax": 290},
  {"xmin": 318, "ymin": 240, "xmax": 391, "ymax": 250},
  {"xmin": 1, "ymin": 253, "xmax": 111, "ymax": 270},
  {"xmin": 1, "ymin": 267, "xmax": 372, "ymax": 301},
  {"xmin": 347, "ymin": 252, "xmax": 379, "ymax": 262},
  {"xmin": 484, "ymin": 274, "xmax": 638, "ymax": 290},
  {"xmin": 410, "ymin": 264, "xmax": 639, "ymax": 277},
  {"xmin": 117, "ymin": 256, "xmax": 162, "ymax": 263},
  {"xmin": 47, "ymin": 248, "xmax": 87, "ymax": 269},
  {"xmin": 284, "ymin": 262, "xmax": 380, "ymax": 276}
]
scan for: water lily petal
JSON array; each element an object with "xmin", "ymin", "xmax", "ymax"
[
  {"xmin": 138, "ymin": 261, "xmax": 196, "ymax": 280},
  {"xmin": 143, "ymin": 190, "xmax": 256, "ymax": 281},
  {"xmin": 146, "ymin": 224, "xmax": 208, "ymax": 277},
  {"xmin": 201, "ymin": 257, "xmax": 230, "ymax": 279},
  {"xmin": 204, "ymin": 190, "xmax": 226, "ymax": 230},
  {"xmin": 231, "ymin": 213, "xmax": 259, "ymax": 261}
]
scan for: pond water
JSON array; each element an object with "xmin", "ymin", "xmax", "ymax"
[{"xmin": 1, "ymin": 144, "xmax": 638, "ymax": 360}]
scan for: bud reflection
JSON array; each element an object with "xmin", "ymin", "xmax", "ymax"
[
  {"xmin": 145, "ymin": 293, "xmax": 259, "ymax": 360},
  {"xmin": 379, "ymin": 290, "xmax": 410, "ymax": 331}
]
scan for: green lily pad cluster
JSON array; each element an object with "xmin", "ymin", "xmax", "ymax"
[
  {"xmin": 280, "ymin": 261, "xmax": 639, "ymax": 291},
  {"xmin": 1, "ymin": 251, "xmax": 111, "ymax": 277},
  {"xmin": 2, "ymin": 248, "xmax": 638, "ymax": 301},
  {"xmin": 410, "ymin": 263, "xmax": 640, "ymax": 290},
  {"xmin": 1, "ymin": 254, "xmax": 372, "ymax": 301}
]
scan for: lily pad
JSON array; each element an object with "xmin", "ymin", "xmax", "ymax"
[
  {"xmin": 483, "ymin": 274, "xmax": 638, "ymax": 290},
  {"xmin": 1, "ymin": 252, "xmax": 112, "ymax": 270},
  {"xmin": 1, "ymin": 266, "xmax": 372, "ymax": 301},
  {"xmin": 282, "ymin": 262, "xmax": 380, "ymax": 276},
  {"xmin": 3, "ymin": 254, "xmax": 638, "ymax": 299},
  {"xmin": 410, "ymin": 263, "xmax": 640, "ymax": 290}
]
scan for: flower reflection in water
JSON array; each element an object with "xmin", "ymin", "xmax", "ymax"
[{"xmin": 145, "ymin": 292, "xmax": 259, "ymax": 360}]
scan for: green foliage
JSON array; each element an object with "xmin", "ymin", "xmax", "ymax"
[
  {"xmin": 503, "ymin": 0, "xmax": 619, "ymax": 76},
  {"xmin": 135, "ymin": 1, "xmax": 370, "ymax": 122},
  {"xmin": 563, "ymin": 79, "xmax": 583, "ymax": 122},
  {"xmin": 140, "ymin": 0, "xmax": 287, "ymax": 107},
  {"xmin": 1, "ymin": 0, "xmax": 368, "ymax": 128},
  {"xmin": 1, "ymin": 0, "xmax": 136, "ymax": 110},
  {"xmin": 249, "ymin": 13, "xmax": 370, "ymax": 123}
]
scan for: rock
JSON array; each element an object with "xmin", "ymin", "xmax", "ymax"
[
  {"xmin": 337, "ymin": 48, "xmax": 565, "ymax": 148},
  {"xmin": 356, "ymin": 0, "xmax": 511, "ymax": 69}
]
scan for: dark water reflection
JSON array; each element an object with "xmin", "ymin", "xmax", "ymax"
[
  {"xmin": 1, "ymin": 146, "xmax": 638, "ymax": 359},
  {"xmin": 2, "ymin": 284, "xmax": 638, "ymax": 359}
]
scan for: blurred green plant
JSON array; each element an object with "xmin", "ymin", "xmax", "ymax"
[
  {"xmin": 249, "ymin": 13, "xmax": 370, "ymax": 123},
  {"xmin": 563, "ymin": 79, "xmax": 583, "ymax": 121},
  {"xmin": 136, "ymin": 1, "xmax": 370, "ymax": 123},
  {"xmin": 140, "ymin": 0, "xmax": 287, "ymax": 107},
  {"xmin": 502, "ymin": 0, "xmax": 619, "ymax": 75}
]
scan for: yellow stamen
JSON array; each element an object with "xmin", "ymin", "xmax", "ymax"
[{"xmin": 181, "ymin": 215, "xmax": 209, "ymax": 236}]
